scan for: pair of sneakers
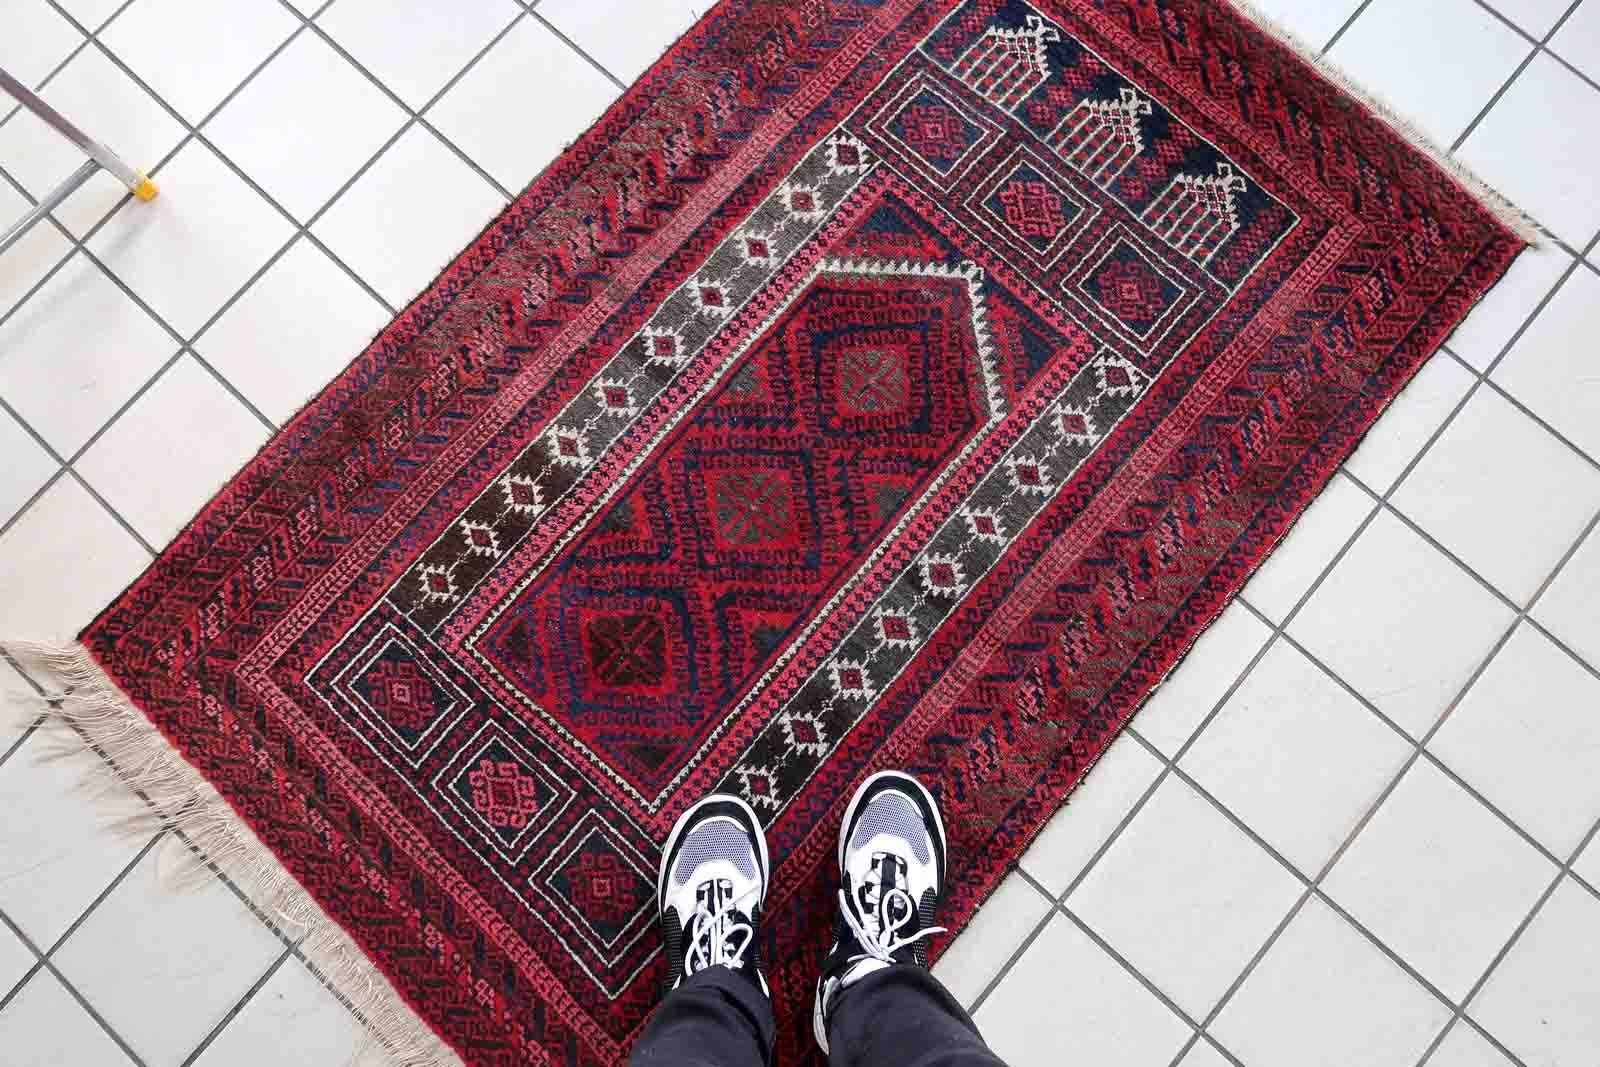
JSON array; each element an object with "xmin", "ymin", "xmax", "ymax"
[{"xmin": 655, "ymin": 771, "xmax": 948, "ymax": 1052}]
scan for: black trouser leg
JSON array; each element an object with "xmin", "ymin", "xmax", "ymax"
[
  {"xmin": 826, "ymin": 966, "xmax": 1009, "ymax": 1067},
  {"xmin": 629, "ymin": 968, "xmax": 776, "ymax": 1067}
]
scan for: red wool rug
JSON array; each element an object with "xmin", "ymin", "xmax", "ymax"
[{"xmin": 29, "ymin": 0, "xmax": 1529, "ymax": 1062}]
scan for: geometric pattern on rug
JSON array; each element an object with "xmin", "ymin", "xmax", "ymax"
[{"xmin": 82, "ymin": 0, "xmax": 1522, "ymax": 1061}]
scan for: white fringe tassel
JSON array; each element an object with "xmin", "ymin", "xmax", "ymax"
[
  {"xmin": 3, "ymin": 640, "xmax": 463, "ymax": 1067},
  {"xmin": 1222, "ymin": 0, "xmax": 1543, "ymax": 245}
]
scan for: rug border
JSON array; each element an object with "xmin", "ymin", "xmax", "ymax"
[{"xmin": 1, "ymin": 0, "xmax": 1537, "ymax": 1062}]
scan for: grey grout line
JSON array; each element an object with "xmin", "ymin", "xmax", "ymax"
[
  {"xmin": 0, "ymin": 907, "xmax": 46, "ymax": 1013},
  {"xmin": 1321, "ymin": 0, "xmax": 1379, "ymax": 53},
  {"xmin": 1442, "ymin": 347, "xmax": 1600, "ymax": 475},
  {"xmin": 178, "ymin": 946, "xmax": 294, "ymax": 1067},
  {"xmin": 0, "ymin": 906, "xmax": 147, "ymax": 1066},
  {"xmin": 1451, "ymin": 0, "xmax": 1586, "ymax": 153},
  {"xmin": 987, "ymin": 200, "xmax": 1600, "ymax": 1056},
  {"xmin": 268, "ymin": 0, "xmax": 522, "ymax": 201},
  {"xmin": 1467, "ymin": 0, "xmax": 1600, "ymax": 96},
  {"xmin": 1416, "ymin": 810, "xmax": 1600, "ymax": 1066},
  {"xmin": 0, "ymin": 0, "xmax": 143, "ymax": 130},
  {"xmin": 964, "ymin": 890, "xmax": 1058, "ymax": 1016},
  {"xmin": 527, "ymin": 8, "xmax": 630, "ymax": 90}
]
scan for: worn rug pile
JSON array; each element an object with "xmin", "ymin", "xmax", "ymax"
[{"xmin": 18, "ymin": 0, "xmax": 1530, "ymax": 1062}]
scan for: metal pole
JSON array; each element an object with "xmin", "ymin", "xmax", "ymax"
[
  {"xmin": 0, "ymin": 68, "xmax": 157, "ymax": 200},
  {"xmin": 0, "ymin": 158, "xmax": 98, "ymax": 257}
]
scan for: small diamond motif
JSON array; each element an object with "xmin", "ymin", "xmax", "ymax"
[
  {"xmin": 419, "ymin": 564, "xmax": 459, "ymax": 603},
  {"xmin": 829, "ymin": 657, "xmax": 877, "ymax": 701},
  {"xmin": 460, "ymin": 520, "xmax": 501, "ymax": 558},
  {"xmin": 694, "ymin": 279, "xmax": 732, "ymax": 317},
  {"xmin": 1007, "ymin": 454, "xmax": 1054, "ymax": 495},
  {"xmin": 740, "ymin": 230, "xmax": 774, "ymax": 264},
  {"xmin": 467, "ymin": 759, "xmax": 542, "ymax": 829},
  {"xmin": 780, "ymin": 711, "xmax": 828, "ymax": 756},
  {"xmin": 876, "ymin": 609, "xmax": 919, "ymax": 648},
  {"xmin": 826, "ymin": 133, "xmax": 869, "ymax": 173},
  {"xmin": 918, "ymin": 553, "xmax": 967, "ymax": 597},
  {"xmin": 1095, "ymin": 355, "xmax": 1144, "ymax": 397},
  {"xmin": 1057, "ymin": 404, "xmax": 1098, "ymax": 445},
  {"xmin": 594, "ymin": 378, "xmax": 638, "ymax": 418},
  {"xmin": 962, "ymin": 507, "xmax": 1006, "ymax": 543},
  {"xmin": 736, "ymin": 763, "xmax": 783, "ymax": 810},
  {"xmin": 781, "ymin": 181, "xmax": 825, "ymax": 221},
  {"xmin": 643, "ymin": 327, "xmax": 685, "ymax": 365},
  {"xmin": 499, "ymin": 472, "xmax": 545, "ymax": 515},
  {"xmin": 546, "ymin": 426, "xmax": 592, "ymax": 468}
]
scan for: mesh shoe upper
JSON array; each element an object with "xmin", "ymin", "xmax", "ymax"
[
  {"xmin": 657, "ymin": 796, "xmax": 769, "ymax": 995},
  {"xmin": 814, "ymin": 771, "xmax": 948, "ymax": 1050}
]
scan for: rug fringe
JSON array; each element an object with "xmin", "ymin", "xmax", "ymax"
[
  {"xmin": 1222, "ymin": 0, "xmax": 1544, "ymax": 245},
  {"xmin": 2, "ymin": 640, "xmax": 463, "ymax": 1067}
]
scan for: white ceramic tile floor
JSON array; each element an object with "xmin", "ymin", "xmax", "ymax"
[{"xmin": 0, "ymin": 0, "xmax": 1596, "ymax": 1064}]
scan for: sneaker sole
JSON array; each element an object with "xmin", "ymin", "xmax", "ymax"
[{"xmin": 815, "ymin": 770, "xmax": 948, "ymax": 1052}]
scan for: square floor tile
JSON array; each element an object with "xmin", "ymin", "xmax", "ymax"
[
  {"xmin": 77, "ymin": 356, "xmax": 271, "ymax": 545},
  {"xmin": 1493, "ymin": 0, "xmax": 1581, "ymax": 37},
  {"xmin": 1346, "ymin": 354, "xmax": 1475, "ymax": 493},
  {"xmin": 0, "ymin": 0, "xmax": 82, "ymax": 90},
  {"xmin": 1290, "ymin": 508, "xmax": 1515, "ymax": 737},
  {"xmin": 101, "ymin": 0, "xmax": 297, "ymax": 123},
  {"xmin": 1533, "ymin": 523, "xmax": 1600, "ymax": 668},
  {"xmin": 428, "ymin": 18, "xmax": 618, "ymax": 193},
  {"xmin": 0, "ymin": 731, "xmax": 151, "ymax": 947},
  {"xmin": 312, "ymin": 124, "xmax": 505, "ymax": 308},
  {"xmin": 0, "ymin": 970, "xmax": 133, "ymax": 1066},
  {"xmin": 538, "ymin": 0, "xmax": 699, "ymax": 83},
  {"xmin": 88, "ymin": 139, "xmax": 294, "ymax": 339},
  {"xmin": 1492, "ymin": 265, "xmax": 1600, "ymax": 462},
  {"xmin": 1446, "ymin": 240, "xmax": 1574, "ymax": 372},
  {"xmin": 0, "ymin": 407, "xmax": 55, "ymax": 528},
  {"xmin": 1324, "ymin": 760, "xmax": 1554, "ymax": 1000},
  {"xmin": 1431, "ymin": 624, "xmax": 1600, "ymax": 856},
  {"xmin": 1429, "ymin": 1019, "xmax": 1517, "ymax": 1067},
  {"xmin": 0, "ymin": 251, "xmax": 175, "ymax": 455},
  {"xmin": 317, "ymin": 0, "xmax": 520, "ymax": 110},
  {"xmin": 1129, "ymin": 602, "xmax": 1272, "ymax": 756},
  {"xmin": 1241, "ymin": 0, "xmax": 1362, "ymax": 44},
  {"xmin": 0, "ymin": 46, "xmax": 186, "ymax": 237},
  {"xmin": 1327, "ymin": 0, "xmax": 1530, "ymax": 145},
  {"xmin": 975, "ymin": 913, "xmax": 1190, "ymax": 1067},
  {"xmin": 205, "ymin": 32, "xmax": 406, "ymax": 223},
  {"xmin": 0, "ymin": 184, "xmax": 73, "ymax": 321},
  {"xmin": 53, "ymin": 838, "xmax": 283, "ymax": 1067},
  {"xmin": 192, "ymin": 960, "xmax": 370, "ymax": 1067},
  {"xmin": 1459, "ymin": 54, "xmax": 1600, "ymax": 246},
  {"xmin": 1019, "ymin": 732, "xmax": 1163, "ymax": 896},
  {"xmin": 1212, "ymin": 897, "xmax": 1448, "ymax": 1067},
  {"xmin": 1068, "ymin": 776, "xmax": 1302, "ymax": 1018},
  {"xmin": 0, "ymin": 477, "xmax": 149, "ymax": 639},
  {"xmin": 1470, "ymin": 878, "xmax": 1600, "ymax": 1067},
  {"xmin": 0, "ymin": 917, "xmax": 34, "ymax": 1003},
  {"xmin": 195, "ymin": 237, "xmax": 389, "ymax": 425},
  {"xmin": 1182, "ymin": 641, "xmax": 1411, "ymax": 876},
  {"xmin": 1243, "ymin": 472, "xmax": 1374, "ymax": 621},
  {"xmin": 1393, "ymin": 388, "xmax": 1600, "ymax": 604},
  {"xmin": 1552, "ymin": 0, "xmax": 1600, "ymax": 81},
  {"xmin": 931, "ymin": 872, "xmax": 1052, "ymax": 1009}
]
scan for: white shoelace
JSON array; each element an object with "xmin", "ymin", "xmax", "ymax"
[
  {"xmin": 684, "ymin": 883, "xmax": 757, "ymax": 977},
  {"xmin": 838, "ymin": 881, "xmax": 946, "ymax": 968}
]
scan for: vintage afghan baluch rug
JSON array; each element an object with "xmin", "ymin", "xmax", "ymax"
[{"xmin": 56, "ymin": 0, "xmax": 1525, "ymax": 1062}]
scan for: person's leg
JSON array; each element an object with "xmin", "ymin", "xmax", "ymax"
[
  {"xmin": 812, "ymin": 771, "xmax": 1009, "ymax": 1067},
  {"xmin": 629, "ymin": 793, "xmax": 776, "ymax": 1067},
  {"xmin": 629, "ymin": 965, "xmax": 776, "ymax": 1067},
  {"xmin": 825, "ymin": 965, "xmax": 1005, "ymax": 1067}
]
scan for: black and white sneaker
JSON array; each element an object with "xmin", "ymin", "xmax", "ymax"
[
  {"xmin": 657, "ymin": 793, "xmax": 771, "ymax": 996},
  {"xmin": 812, "ymin": 770, "xmax": 948, "ymax": 1052}
]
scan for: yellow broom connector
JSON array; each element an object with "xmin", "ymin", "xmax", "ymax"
[{"xmin": 133, "ymin": 171, "xmax": 159, "ymax": 201}]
